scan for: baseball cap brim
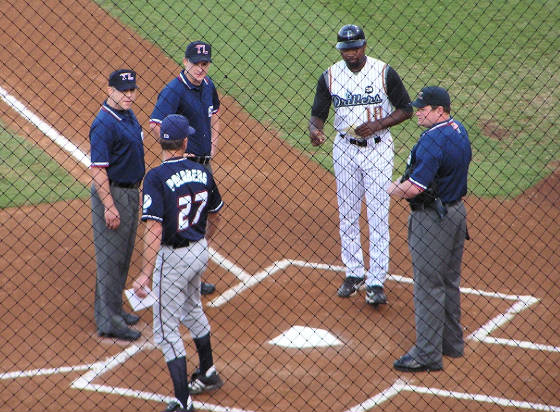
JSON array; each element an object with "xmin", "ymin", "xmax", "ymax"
[
  {"xmin": 186, "ymin": 125, "xmax": 196, "ymax": 136},
  {"xmin": 112, "ymin": 84, "xmax": 137, "ymax": 92},
  {"xmin": 336, "ymin": 39, "xmax": 366, "ymax": 50},
  {"xmin": 411, "ymin": 98, "xmax": 428, "ymax": 108},
  {"xmin": 188, "ymin": 55, "xmax": 212, "ymax": 63}
]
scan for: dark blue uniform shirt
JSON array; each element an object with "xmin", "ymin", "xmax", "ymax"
[
  {"xmin": 150, "ymin": 71, "xmax": 220, "ymax": 156},
  {"xmin": 89, "ymin": 102, "xmax": 145, "ymax": 184},
  {"xmin": 408, "ymin": 118, "xmax": 472, "ymax": 203},
  {"xmin": 141, "ymin": 158, "xmax": 223, "ymax": 244}
]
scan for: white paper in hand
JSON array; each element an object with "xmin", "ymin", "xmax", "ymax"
[{"xmin": 125, "ymin": 288, "xmax": 156, "ymax": 312}]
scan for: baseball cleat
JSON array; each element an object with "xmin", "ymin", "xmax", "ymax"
[
  {"xmin": 188, "ymin": 366, "xmax": 224, "ymax": 394},
  {"xmin": 337, "ymin": 276, "xmax": 365, "ymax": 297},
  {"xmin": 200, "ymin": 282, "xmax": 216, "ymax": 295},
  {"xmin": 365, "ymin": 286, "xmax": 387, "ymax": 305},
  {"xmin": 163, "ymin": 400, "xmax": 194, "ymax": 412}
]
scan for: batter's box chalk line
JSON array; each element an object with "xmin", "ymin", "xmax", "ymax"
[{"xmin": 2, "ymin": 86, "xmax": 560, "ymax": 412}]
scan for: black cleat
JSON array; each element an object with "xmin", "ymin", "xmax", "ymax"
[
  {"xmin": 337, "ymin": 277, "xmax": 365, "ymax": 297},
  {"xmin": 365, "ymin": 286, "xmax": 387, "ymax": 306}
]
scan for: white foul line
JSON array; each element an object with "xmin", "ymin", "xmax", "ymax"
[
  {"xmin": 404, "ymin": 383, "xmax": 560, "ymax": 412},
  {"xmin": 2, "ymin": 92, "xmax": 558, "ymax": 411},
  {"xmin": 0, "ymin": 86, "xmax": 91, "ymax": 168},
  {"xmin": 345, "ymin": 379, "xmax": 407, "ymax": 412}
]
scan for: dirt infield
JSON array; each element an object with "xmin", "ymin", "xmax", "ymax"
[{"xmin": 0, "ymin": 0, "xmax": 558, "ymax": 411}]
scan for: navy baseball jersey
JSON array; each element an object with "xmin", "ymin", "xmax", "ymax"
[
  {"xmin": 89, "ymin": 102, "xmax": 145, "ymax": 184},
  {"xmin": 408, "ymin": 118, "xmax": 472, "ymax": 203},
  {"xmin": 150, "ymin": 71, "xmax": 220, "ymax": 156},
  {"xmin": 141, "ymin": 157, "xmax": 223, "ymax": 244}
]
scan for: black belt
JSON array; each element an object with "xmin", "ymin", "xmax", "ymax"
[
  {"xmin": 410, "ymin": 199, "xmax": 461, "ymax": 211},
  {"xmin": 347, "ymin": 136, "xmax": 381, "ymax": 147},
  {"xmin": 188, "ymin": 156, "xmax": 211, "ymax": 166},
  {"xmin": 162, "ymin": 239, "xmax": 191, "ymax": 249},
  {"xmin": 110, "ymin": 180, "xmax": 141, "ymax": 189}
]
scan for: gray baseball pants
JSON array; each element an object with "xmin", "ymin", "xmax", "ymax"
[
  {"xmin": 152, "ymin": 239, "xmax": 211, "ymax": 362},
  {"xmin": 407, "ymin": 202, "xmax": 466, "ymax": 367},
  {"xmin": 91, "ymin": 185, "xmax": 139, "ymax": 334}
]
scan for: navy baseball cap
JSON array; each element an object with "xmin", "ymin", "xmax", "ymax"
[
  {"xmin": 185, "ymin": 41, "xmax": 212, "ymax": 63},
  {"xmin": 108, "ymin": 69, "xmax": 137, "ymax": 91},
  {"xmin": 160, "ymin": 114, "xmax": 196, "ymax": 141},
  {"xmin": 411, "ymin": 86, "xmax": 451, "ymax": 108}
]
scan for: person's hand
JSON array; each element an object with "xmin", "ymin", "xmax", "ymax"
[
  {"xmin": 386, "ymin": 181, "xmax": 399, "ymax": 196},
  {"xmin": 104, "ymin": 205, "xmax": 120, "ymax": 230},
  {"xmin": 133, "ymin": 274, "xmax": 151, "ymax": 298},
  {"xmin": 310, "ymin": 128, "xmax": 327, "ymax": 146},
  {"xmin": 355, "ymin": 121, "xmax": 381, "ymax": 137}
]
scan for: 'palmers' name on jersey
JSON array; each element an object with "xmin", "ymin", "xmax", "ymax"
[{"xmin": 166, "ymin": 169, "xmax": 208, "ymax": 192}]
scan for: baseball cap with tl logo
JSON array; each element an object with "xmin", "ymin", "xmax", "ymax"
[
  {"xmin": 108, "ymin": 69, "xmax": 137, "ymax": 91},
  {"xmin": 185, "ymin": 41, "xmax": 212, "ymax": 63}
]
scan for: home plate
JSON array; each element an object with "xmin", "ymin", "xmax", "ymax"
[{"xmin": 268, "ymin": 326, "xmax": 342, "ymax": 348}]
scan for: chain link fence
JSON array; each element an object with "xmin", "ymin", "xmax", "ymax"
[{"xmin": 1, "ymin": 0, "xmax": 559, "ymax": 411}]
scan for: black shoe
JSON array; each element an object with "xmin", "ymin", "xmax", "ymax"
[
  {"xmin": 99, "ymin": 328, "xmax": 141, "ymax": 341},
  {"xmin": 201, "ymin": 282, "xmax": 216, "ymax": 295},
  {"xmin": 99, "ymin": 315, "xmax": 141, "ymax": 341},
  {"xmin": 188, "ymin": 366, "xmax": 224, "ymax": 394},
  {"xmin": 121, "ymin": 312, "xmax": 140, "ymax": 326},
  {"xmin": 365, "ymin": 286, "xmax": 387, "ymax": 306},
  {"xmin": 443, "ymin": 349, "xmax": 463, "ymax": 358},
  {"xmin": 337, "ymin": 277, "xmax": 365, "ymax": 297},
  {"xmin": 163, "ymin": 400, "xmax": 194, "ymax": 412},
  {"xmin": 393, "ymin": 354, "xmax": 442, "ymax": 372}
]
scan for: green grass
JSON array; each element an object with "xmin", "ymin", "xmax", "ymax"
[
  {"xmin": 96, "ymin": 0, "xmax": 560, "ymax": 198},
  {"xmin": 0, "ymin": 125, "xmax": 89, "ymax": 209}
]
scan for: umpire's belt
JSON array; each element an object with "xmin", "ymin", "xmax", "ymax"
[
  {"xmin": 410, "ymin": 199, "xmax": 461, "ymax": 211},
  {"xmin": 109, "ymin": 180, "xmax": 141, "ymax": 189},
  {"xmin": 188, "ymin": 155, "xmax": 212, "ymax": 166},
  {"xmin": 162, "ymin": 239, "xmax": 191, "ymax": 249},
  {"xmin": 340, "ymin": 133, "xmax": 381, "ymax": 147}
]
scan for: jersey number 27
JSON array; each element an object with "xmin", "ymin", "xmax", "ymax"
[{"xmin": 178, "ymin": 191, "xmax": 208, "ymax": 230}]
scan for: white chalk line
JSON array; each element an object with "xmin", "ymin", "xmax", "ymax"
[
  {"xmin": 347, "ymin": 379, "xmax": 560, "ymax": 412},
  {"xmin": 2, "ymin": 84, "xmax": 558, "ymax": 411},
  {"xmin": 0, "ymin": 86, "xmax": 91, "ymax": 168},
  {"xmin": 209, "ymin": 258, "xmax": 558, "ymax": 353}
]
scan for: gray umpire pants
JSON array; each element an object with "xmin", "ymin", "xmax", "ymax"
[
  {"xmin": 91, "ymin": 184, "xmax": 139, "ymax": 334},
  {"xmin": 152, "ymin": 239, "xmax": 211, "ymax": 362},
  {"xmin": 407, "ymin": 202, "xmax": 466, "ymax": 367}
]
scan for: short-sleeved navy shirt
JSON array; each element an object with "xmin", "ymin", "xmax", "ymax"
[
  {"xmin": 141, "ymin": 157, "xmax": 223, "ymax": 244},
  {"xmin": 89, "ymin": 102, "xmax": 145, "ymax": 184},
  {"xmin": 150, "ymin": 71, "xmax": 220, "ymax": 156},
  {"xmin": 408, "ymin": 118, "xmax": 472, "ymax": 203}
]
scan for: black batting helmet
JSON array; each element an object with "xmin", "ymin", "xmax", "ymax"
[{"xmin": 336, "ymin": 24, "xmax": 366, "ymax": 50}]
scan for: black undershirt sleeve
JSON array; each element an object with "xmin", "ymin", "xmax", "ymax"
[
  {"xmin": 310, "ymin": 71, "xmax": 332, "ymax": 121},
  {"xmin": 385, "ymin": 66, "xmax": 413, "ymax": 113}
]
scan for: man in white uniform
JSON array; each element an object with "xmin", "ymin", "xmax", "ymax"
[{"xmin": 309, "ymin": 24, "xmax": 413, "ymax": 305}]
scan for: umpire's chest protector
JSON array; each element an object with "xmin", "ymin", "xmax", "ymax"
[{"xmin": 328, "ymin": 57, "xmax": 393, "ymax": 140}]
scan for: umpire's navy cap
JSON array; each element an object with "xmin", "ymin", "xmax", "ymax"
[
  {"xmin": 185, "ymin": 41, "xmax": 212, "ymax": 63},
  {"xmin": 411, "ymin": 86, "xmax": 451, "ymax": 108},
  {"xmin": 108, "ymin": 69, "xmax": 137, "ymax": 91},
  {"xmin": 160, "ymin": 114, "xmax": 196, "ymax": 141}
]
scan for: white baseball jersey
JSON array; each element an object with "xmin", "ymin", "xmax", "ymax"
[
  {"xmin": 327, "ymin": 56, "xmax": 395, "ymax": 287},
  {"xmin": 327, "ymin": 57, "xmax": 394, "ymax": 140}
]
